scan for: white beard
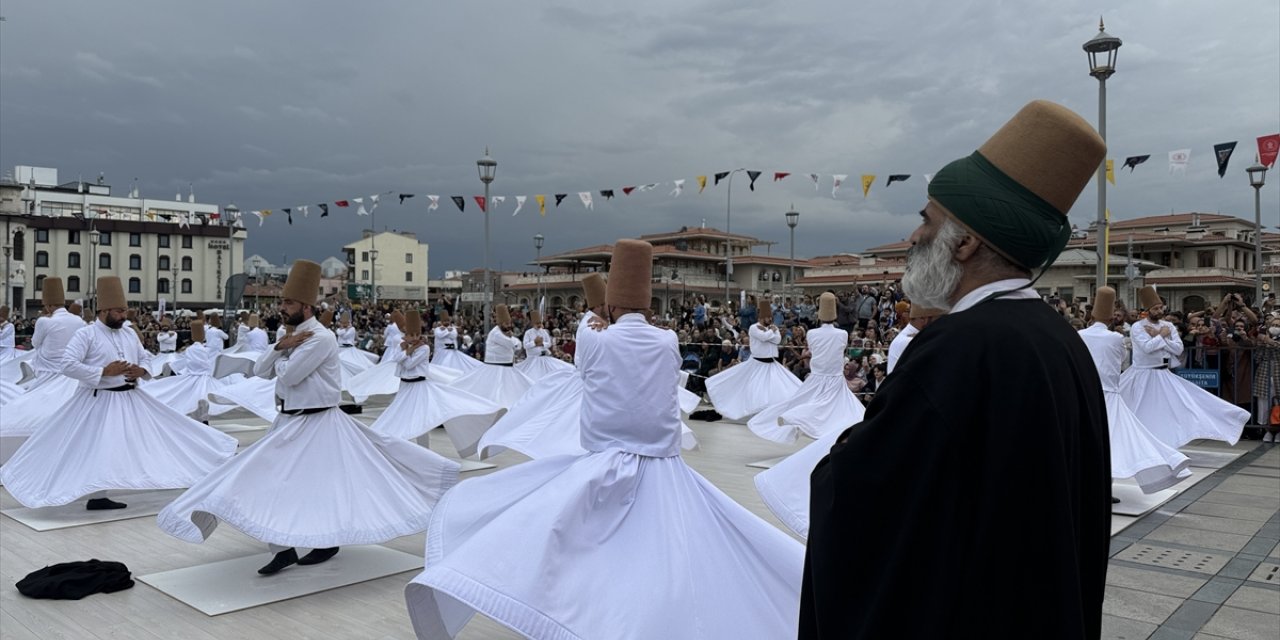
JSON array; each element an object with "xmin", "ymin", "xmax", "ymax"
[{"xmin": 901, "ymin": 218, "xmax": 964, "ymax": 312}]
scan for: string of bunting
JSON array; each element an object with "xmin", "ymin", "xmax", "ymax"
[{"xmin": 193, "ymin": 134, "xmax": 1280, "ymax": 227}]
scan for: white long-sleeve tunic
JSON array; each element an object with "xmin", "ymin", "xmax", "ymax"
[
  {"xmin": 748, "ymin": 323, "xmax": 781, "ymax": 359},
  {"xmin": 254, "ymin": 316, "xmax": 341, "ymax": 411},
  {"xmin": 484, "ymin": 327, "xmax": 522, "ymax": 364},
  {"xmin": 1129, "ymin": 319, "xmax": 1183, "ymax": 369},
  {"xmin": 61, "ymin": 320, "xmax": 153, "ymax": 390}
]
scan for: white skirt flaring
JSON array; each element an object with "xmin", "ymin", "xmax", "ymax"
[
  {"xmin": 142, "ymin": 373, "xmax": 247, "ymax": 420},
  {"xmin": 0, "ymin": 374, "xmax": 80, "ymax": 438},
  {"xmin": 344, "ymin": 359, "xmax": 463, "ymax": 404},
  {"xmin": 514, "ymin": 354, "xmax": 575, "ymax": 382},
  {"xmin": 157, "ymin": 408, "xmax": 461, "ymax": 548},
  {"xmin": 678, "ymin": 370, "xmax": 701, "ymax": 415},
  {"xmin": 20, "ymin": 368, "xmax": 66, "ymax": 392},
  {"xmin": 0, "ymin": 387, "xmax": 239, "ymax": 508},
  {"xmin": 0, "ymin": 379, "xmax": 23, "ymax": 406},
  {"xmin": 338, "ymin": 346, "xmax": 378, "ymax": 381},
  {"xmin": 147, "ymin": 352, "xmax": 181, "ymax": 378},
  {"xmin": 705, "ymin": 359, "xmax": 802, "ymax": 421},
  {"xmin": 404, "ymin": 451, "xmax": 804, "ymax": 640},
  {"xmin": 477, "ymin": 370, "xmax": 700, "ymax": 460},
  {"xmin": 746, "ymin": 372, "xmax": 866, "ymax": 444},
  {"xmin": 369, "ymin": 379, "xmax": 506, "ymax": 456},
  {"xmin": 448, "ymin": 364, "xmax": 532, "ymax": 409},
  {"xmin": 1118, "ymin": 367, "xmax": 1249, "ymax": 448},
  {"xmin": 754, "ymin": 427, "xmax": 842, "ymax": 539},
  {"xmin": 207, "ymin": 376, "xmax": 280, "ymax": 423},
  {"xmin": 1106, "ymin": 390, "xmax": 1191, "ymax": 494},
  {"xmin": 432, "ymin": 347, "xmax": 481, "ymax": 374}
]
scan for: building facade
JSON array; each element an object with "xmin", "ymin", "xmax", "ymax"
[
  {"xmin": 1, "ymin": 166, "xmax": 246, "ymax": 315},
  {"xmin": 342, "ymin": 230, "xmax": 430, "ymax": 303}
]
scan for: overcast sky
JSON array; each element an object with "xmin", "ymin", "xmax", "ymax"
[{"xmin": 2, "ymin": 0, "xmax": 1277, "ymax": 276}]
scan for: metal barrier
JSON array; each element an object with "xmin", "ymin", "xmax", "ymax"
[{"xmin": 1160, "ymin": 343, "xmax": 1280, "ymax": 425}]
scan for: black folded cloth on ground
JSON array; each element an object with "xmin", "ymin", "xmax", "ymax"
[
  {"xmin": 17, "ymin": 559, "xmax": 134, "ymax": 600},
  {"xmin": 690, "ymin": 409, "xmax": 722, "ymax": 422}
]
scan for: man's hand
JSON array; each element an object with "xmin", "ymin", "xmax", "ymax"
[
  {"xmin": 1159, "ymin": 326, "xmax": 1171, "ymax": 338},
  {"xmin": 535, "ymin": 336, "xmax": 544, "ymax": 346},
  {"xmin": 275, "ymin": 330, "xmax": 314, "ymax": 351},
  {"xmin": 1144, "ymin": 325, "xmax": 1160, "ymax": 337},
  {"xmin": 123, "ymin": 364, "xmax": 148, "ymax": 382},
  {"xmin": 102, "ymin": 360, "xmax": 131, "ymax": 377},
  {"xmin": 588, "ymin": 317, "xmax": 608, "ymax": 332},
  {"xmin": 403, "ymin": 336, "xmax": 426, "ymax": 355}
]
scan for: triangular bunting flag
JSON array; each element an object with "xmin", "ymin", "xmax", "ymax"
[
  {"xmin": 318, "ymin": 203, "xmax": 329, "ymax": 217},
  {"xmin": 808, "ymin": 173, "xmax": 820, "ymax": 190},
  {"xmin": 251, "ymin": 210, "xmax": 266, "ymax": 226},
  {"xmin": 713, "ymin": 171, "xmax": 730, "ymax": 186},
  {"xmin": 427, "ymin": 195, "xmax": 439, "ymax": 211},
  {"xmin": 513, "ymin": 195, "xmax": 526, "ymax": 216},
  {"xmin": 491, "ymin": 196, "xmax": 506, "ymax": 211},
  {"xmin": 832, "ymin": 174, "xmax": 847, "ymax": 198},
  {"xmin": 555, "ymin": 194, "xmax": 567, "ymax": 207},
  {"xmin": 1213, "ymin": 142, "xmax": 1237, "ymax": 178},
  {"xmin": 354, "ymin": 197, "xmax": 368, "ymax": 216},
  {"xmin": 622, "ymin": 186, "xmax": 636, "ymax": 196},
  {"xmin": 600, "ymin": 190, "xmax": 614, "ymax": 200},
  {"xmin": 473, "ymin": 196, "xmax": 487, "ymax": 212},
  {"xmin": 369, "ymin": 194, "xmax": 380, "ymax": 214},
  {"xmin": 1122, "ymin": 155, "xmax": 1150, "ymax": 172},
  {"xmin": 670, "ymin": 179, "xmax": 685, "ymax": 198},
  {"xmin": 299, "ymin": 205, "xmax": 309, "ymax": 218},
  {"xmin": 178, "ymin": 212, "xmax": 191, "ymax": 229},
  {"xmin": 578, "ymin": 192, "xmax": 593, "ymax": 210},
  {"xmin": 145, "ymin": 210, "xmax": 156, "ymax": 221},
  {"xmin": 860, "ymin": 174, "xmax": 875, "ymax": 197},
  {"xmin": 283, "ymin": 207, "xmax": 293, "ymax": 225},
  {"xmin": 535, "ymin": 195, "xmax": 546, "ymax": 216},
  {"xmin": 639, "ymin": 183, "xmax": 658, "ymax": 191},
  {"xmin": 774, "ymin": 172, "xmax": 790, "ymax": 182},
  {"xmin": 1106, "ymin": 159, "xmax": 1115, "ymax": 185},
  {"xmin": 923, "ymin": 173, "xmax": 934, "ymax": 184},
  {"xmin": 1169, "ymin": 149, "xmax": 1191, "ymax": 174},
  {"xmin": 399, "ymin": 193, "xmax": 415, "ymax": 205},
  {"xmin": 452, "ymin": 196, "xmax": 466, "ymax": 212},
  {"xmin": 335, "ymin": 200, "xmax": 349, "ymax": 207},
  {"xmin": 697, "ymin": 176, "xmax": 707, "ymax": 193},
  {"xmin": 1258, "ymin": 134, "xmax": 1280, "ymax": 168},
  {"xmin": 747, "ymin": 170, "xmax": 761, "ymax": 191},
  {"xmin": 886, "ymin": 174, "xmax": 910, "ymax": 186}
]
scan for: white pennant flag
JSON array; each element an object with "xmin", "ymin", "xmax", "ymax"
[
  {"xmin": 808, "ymin": 173, "xmax": 821, "ymax": 190},
  {"xmin": 1169, "ymin": 149, "xmax": 1191, "ymax": 174},
  {"xmin": 353, "ymin": 197, "xmax": 368, "ymax": 216},
  {"xmin": 427, "ymin": 195, "xmax": 440, "ymax": 211},
  {"xmin": 578, "ymin": 192, "xmax": 593, "ymax": 210},
  {"xmin": 923, "ymin": 173, "xmax": 934, "ymax": 185},
  {"xmin": 299, "ymin": 205, "xmax": 309, "ymax": 218},
  {"xmin": 639, "ymin": 183, "xmax": 658, "ymax": 192},
  {"xmin": 832, "ymin": 174, "xmax": 847, "ymax": 199},
  {"xmin": 251, "ymin": 210, "xmax": 265, "ymax": 226},
  {"xmin": 513, "ymin": 195, "xmax": 526, "ymax": 216},
  {"xmin": 670, "ymin": 179, "xmax": 685, "ymax": 197},
  {"xmin": 491, "ymin": 195, "xmax": 506, "ymax": 211},
  {"xmin": 369, "ymin": 193, "xmax": 380, "ymax": 213}
]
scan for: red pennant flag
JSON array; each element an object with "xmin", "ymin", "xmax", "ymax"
[
  {"xmin": 773, "ymin": 172, "xmax": 791, "ymax": 181},
  {"xmin": 622, "ymin": 186, "xmax": 636, "ymax": 195},
  {"xmin": 1259, "ymin": 133, "xmax": 1280, "ymax": 168},
  {"xmin": 473, "ymin": 196, "xmax": 487, "ymax": 212},
  {"xmin": 335, "ymin": 200, "xmax": 349, "ymax": 207}
]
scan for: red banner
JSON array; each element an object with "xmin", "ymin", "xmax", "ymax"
[
  {"xmin": 473, "ymin": 196, "xmax": 487, "ymax": 212},
  {"xmin": 1259, "ymin": 134, "xmax": 1280, "ymax": 168}
]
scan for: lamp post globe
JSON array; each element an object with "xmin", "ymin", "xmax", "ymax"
[
  {"xmin": 1247, "ymin": 160, "xmax": 1269, "ymax": 309},
  {"xmin": 1083, "ymin": 18, "xmax": 1121, "ymax": 292},
  {"xmin": 477, "ymin": 148, "xmax": 497, "ymax": 334},
  {"xmin": 785, "ymin": 206, "xmax": 799, "ymax": 292}
]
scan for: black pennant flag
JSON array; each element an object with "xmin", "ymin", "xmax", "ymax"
[
  {"xmin": 1213, "ymin": 142, "xmax": 1237, "ymax": 178},
  {"xmin": 451, "ymin": 196, "xmax": 466, "ymax": 212},
  {"xmin": 600, "ymin": 189, "xmax": 615, "ymax": 200},
  {"xmin": 318, "ymin": 203, "xmax": 329, "ymax": 217},
  {"xmin": 713, "ymin": 171, "xmax": 730, "ymax": 185},
  {"xmin": 283, "ymin": 207, "xmax": 292, "ymax": 225},
  {"xmin": 554, "ymin": 194, "xmax": 567, "ymax": 207},
  {"xmin": 1122, "ymin": 155, "xmax": 1150, "ymax": 172},
  {"xmin": 747, "ymin": 170, "xmax": 761, "ymax": 191},
  {"xmin": 398, "ymin": 193, "xmax": 415, "ymax": 205},
  {"xmin": 886, "ymin": 174, "xmax": 911, "ymax": 186}
]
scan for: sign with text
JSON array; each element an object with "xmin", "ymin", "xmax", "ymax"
[{"xmin": 1174, "ymin": 368, "xmax": 1219, "ymax": 389}]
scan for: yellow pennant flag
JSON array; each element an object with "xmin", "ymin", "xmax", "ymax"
[
  {"xmin": 1105, "ymin": 159, "xmax": 1115, "ymax": 185},
  {"xmin": 145, "ymin": 209, "xmax": 156, "ymax": 221},
  {"xmin": 535, "ymin": 195, "xmax": 546, "ymax": 216},
  {"xmin": 861, "ymin": 174, "xmax": 876, "ymax": 197},
  {"xmin": 697, "ymin": 176, "xmax": 707, "ymax": 193}
]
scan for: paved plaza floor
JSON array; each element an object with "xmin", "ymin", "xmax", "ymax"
[{"xmin": 1, "ymin": 401, "xmax": 1276, "ymax": 639}]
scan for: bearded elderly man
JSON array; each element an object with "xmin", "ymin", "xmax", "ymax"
[{"xmin": 802, "ymin": 101, "xmax": 1111, "ymax": 639}]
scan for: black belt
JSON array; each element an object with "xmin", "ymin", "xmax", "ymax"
[
  {"xmin": 93, "ymin": 383, "xmax": 136, "ymax": 396},
  {"xmin": 160, "ymin": 350, "xmax": 175, "ymax": 353},
  {"xmin": 400, "ymin": 376, "xmax": 426, "ymax": 383},
  {"xmin": 1153, "ymin": 365, "xmax": 1170, "ymax": 370},
  {"xmin": 279, "ymin": 406, "xmax": 331, "ymax": 416},
  {"xmin": 444, "ymin": 344, "xmax": 457, "ymax": 350},
  {"xmin": 754, "ymin": 357, "xmax": 777, "ymax": 363},
  {"xmin": 340, "ymin": 345, "xmax": 354, "ymax": 348},
  {"xmin": 486, "ymin": 362, "xmax": 514, "ymax": 367}
]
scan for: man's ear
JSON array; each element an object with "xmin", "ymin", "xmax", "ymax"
[{"xmin": 952, "ymin": 233, "xmax": 982, "ymax": 263}]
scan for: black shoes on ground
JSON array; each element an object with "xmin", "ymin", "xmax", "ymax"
[
  {"xmin": 85, "ymin": 497, "xmax": 128, "ymax": 510},
  {"xmin": 257, "ymin": 547, "xmax": 340, "ymax": 575}
]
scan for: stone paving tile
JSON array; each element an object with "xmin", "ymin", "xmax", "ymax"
[
  {"xmin": 1223, "ymin": 585, "xmax": 1280, "ymax": 615},
  {"xmin": 1164, "ymin": 513, "xmax": 1266, "ymax": 536},
  {"xmin": 1219, "ymin": 556, "xmax": 1263, "ymax": 581},
  {"xmin": 1269, "ymin": 541, "xmax": 1280, "ymax": 560},
  {"xmin": 1191, "ymin": 634, "xmax": 1234, "ymax": 640},
  {"xmin": 1199, "ymin": 605, "xmax": 1280, "ymax": 640},
  {"xmin": 1115, "ymin": 543, "xmax": 1231, "ymax": 575},
  {"xmin": 1189, "ymin": 577, "xmax": 1245, "ymax": 604},
  {"xmin": 1107, "ymin": 564, "xmax": 1207, "ymax": 598},
  {"xmin": 1198, "ymin": 490, "xmax": 1278, "ymax": 509},
  {"xmin": 1145, "ymin": 524, "xmax": 1254, "ymax": 553},
  {"xmin": 1104, "ymin": 586, "xmax": 1184, "ymax": 624},
  {"xmin": 1237, "ymin": 466, "xmax": 1279, "ymax": 478},
  {"xmin": 1246, "ymin": 561, "xmax": 1280, "ymax": 585},
  {"xmin": 1214, "ymin": 477, "xmax": 1280, "ymax": 498},
  {"xmin": 1101, "ymin": 613, "xmax": 1157, "ymax": 640},
  {"xmin": 1181, "ymin": 500, "xmax": 1277, "ymax": 522},
  {"xmin": 1161, "ymin": 600, "xmax": 1222, "ymax": 633}
]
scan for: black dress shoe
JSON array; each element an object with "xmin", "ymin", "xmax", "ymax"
[
  {"xmin": 297, "ymin": 547, "xmax": 340, "ymax": 565},
  {"xmin": 1111, "ymin": 496, "xmax": 1121, "ymax": 504},
  {"xmin": 257, "ymin": 548, "xmax": 299, "ymax": 575},
  {"xmin": 86, "ymin": 497, "xmax": 128, "ymax": 510}
]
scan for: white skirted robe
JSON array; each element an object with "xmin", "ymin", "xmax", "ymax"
[
  {"xmin": 432, "ymin": 325, "xmax": 481, "ymax": 373},
  {"xmin": 747, "ymin": 323, "xmax": 865, "ymax": 444},
  {"xmin": 705, "ymin": 322, "xmax": 802, "ymax": 420},
  {"xmin": 447, "ymin": 327, "xmax": 532, "ymax": 409},
  {"xmin": 142, "ymin": 342, "xmax": 246, "ymax": 420}
]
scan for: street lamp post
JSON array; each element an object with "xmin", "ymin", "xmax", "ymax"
[
  {"xmin": 785, "ymin": 206, "xmax": 799, "ymax": 292},
  {"xmin": 89, "ymin": 227, "xmax": 100, "ymax": 315},
  {"xmin": 370, "ymin": 248, "xmax": 379, "ymax": 309},
  {"xmin": 1247, "ymin": 160, "xmax": 1269, "ymax": 308},
  {"xmin": 723, "ymin": 167, "xmax": 746, "ymax": 309},
  {"xmin": 533, "ymin": 233, "xmax": 544, "ymax": 305},
  {"xmin": 2, "ymin": 242, "xmax": 11, "ymax": 308},
  {"xmin": 172, "ymin": 263, "xmax": 180, "ymax": 310},
  {"xmin": 1084, "ymin": 18, "xmax": 1121, "ymax": 291},
  {"xmin": 477, "ymin": 148, "xmax": 497, "ymax": 334},
  {"xmin": 253, "ymin": 257, "xmax": 263, "ymax": 309}
]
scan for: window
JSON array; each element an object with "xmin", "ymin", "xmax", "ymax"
[
  {"xmin": 181, "ymin": 256, "xmax": 192, "ymax": 271},
  {"xmin": 99, "ymin": 253, "xmax": 111, "ymax": 269},
  {"xmin": 68, "ymin": 230, "xmax": 81, "ymax": 245},
  {"xmin": 181, "ymin": 279, "xmax": 192, "ymax": 294},
  {"xmin": 129, "ymin": 232, "xmax": 141, "ymax": 247},
  {"xmin": 35, "ymin": 275, "xmax": 45, "ymax": 291},
  {"xmin": 67, "ymin": 276, "xmax": 80, "ymax": 292},
  {"xmin": 36, "ymin": 229, "xmax": 49, "ymax": 243},
  {"xmin": 36, "ymin": 251, "xmax": 49, "ymax": 267},
  {"xmin": 128, "ymin": 277, "xmax": 141, "ymax": 293},
  {"xmin": 68, "ymin": 252, "xmax": 81, "ymax": 268},
  {"xmin": 362, "ymin": 251, "xmax": 369, "ymax": 263},
  {"xmin": 361, "ymin": 270, "xmax": 369, "ymax": 280},
  {"xmin": 12, "ymin": 231, "xmax": 23, "ymax": 260},
  {"xmin": 182, "ymin": 235, "xmax": 192, "ymax": 249},
  {"xmin": 158, "ymin": 235, "xmax": 170, "ymax": 248},
  {"xmin": 405, "ymin": 271, "xmax": 413, "ymax": 282},
  {"xmin": 158, "ymin": 256, "xmax": 170, "ymax": 271},
  {"xmin": 99, "ymin": 231, "xmax": 112, "ymax": 246},
  {"xmin": 1198, "ymin": 251, "xmax": 1216, "ymax": 268},
  {"xmin": 157, "ymin": 278, "xmax": 170, "ymax": 294},
  {"xmin": 129, "ymin": 254, "xmax": 142, "ymax": 270},
  {"xmin": 405, "ymin": 253, "xmax": 413, "ymax": 263}
]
